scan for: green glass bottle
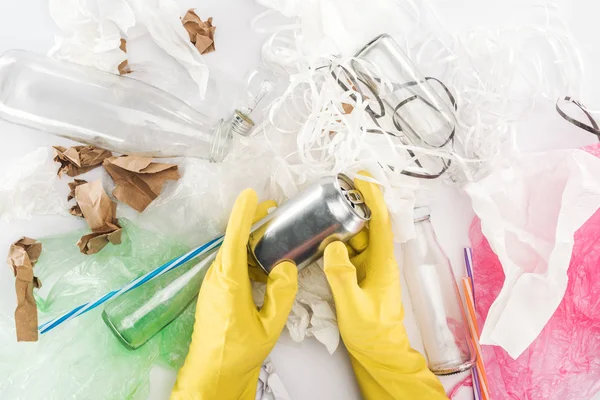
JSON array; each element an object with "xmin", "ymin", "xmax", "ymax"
[{"xmin": 102, "ymin": 250, "xmax": 217, "ymax": 350}]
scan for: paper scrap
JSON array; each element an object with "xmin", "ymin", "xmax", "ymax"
[
  {"xmin": 53, "ymin": 146, "xmax": 112, "ymax": 177},
  {"xmin": 68, "ymin": 179, "xmax": 88, "ymax": 217},
  {"xmin": 74, "ymin": 180, "xmax": 122, "ymax": 255},
  {"xmin": 182, "ymin": 9, "xmax": 216, "ymax": 54},
  {"xmin": 103, "ymin": 156, "xmax": 181, "ymax": 212},
  {"xmin": 7, "ymin": 237, "xmax": 42, "ymax": 342},
  {"xmin": 77, "ymin": 223, "xmax": 122, "ymax": 255},
  {"xmin": 118, "ymin": 38, "xmax": 131, "ymax": 75}
]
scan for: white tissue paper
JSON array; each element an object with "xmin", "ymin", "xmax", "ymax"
[
  {"xmin": 48, "ymin": 0, "xmax": 135, "ymax": 73},
  {"xmin": 0, "ymin": 147, "xmax": 66, "ymax": 222},
  {"xmin": 256, "ymin": 360, "xmax": 292, "ymax": 400},
  {"xmin": 252, "ymin": 262, "xmax": 340, "ymax": 354},
  {"xmin": 465, "ymin": 149, "xmax": 600, "ymax": 359},
  {"xmin": 288, "ymin": 262, "xmax": 339, "ymax": 354}
]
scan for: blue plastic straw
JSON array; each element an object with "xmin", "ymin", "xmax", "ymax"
[{"xmin": 38, "ymin": 235, "xmax": 224, "ymax": 334}]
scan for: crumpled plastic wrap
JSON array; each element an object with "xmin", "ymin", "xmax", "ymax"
[
  {"xmin": 48, "ymin": 0, "xmax": 135, "ymax": 74},
  {"xmin": 0, "ymin": 147, "xmax": 65, "ymax": 222},
  {"xmin": 254, "ymin": 0, "xmax": 411, "ymax": 67},
  {"xmin": 48, "ymin": 0, "xmax": 209, "ymax": 97},
  {"xmin": 125, "ymin": 0, "xmax": 209, "ymax": 97},
  {"xmin": 469, "ymin": 207, "xmax": 600, "ymax": 399},
  {"xmin": 0, "ymin": 220, "xmax": 189, "ymax": 399},
  {"xmin": 1, "ymin": 218, "xmax": 290, "ymax": 398},
  {"xmin": 116, "ymin": 150, "xmax": 276, "ymax": 248},
  {"xmin": 465, "ymin": 146, "xmax": 600, "ymax": 359}
]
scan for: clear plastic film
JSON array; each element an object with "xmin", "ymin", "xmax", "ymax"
[
  {"xmin": 0, "ymin": 220, "xmax": 192, "ymax": 399},
  {"xmin": 0, "ymin": 147, "xmax": 66, "ymax": 222},
  {"xmin": 48, "ymin": 0, "xmax": 135, "ymax": 74},
  {"xmin": 0, "ymin": 217, "xmax": 291, "ymax": 398},
  {"xmin": 49, "ymin": 0, "xmax": 210, "ymax": 97},
  {"xmin": 124, "ymin": 0, "xmax": 210, "ymax": 98}
]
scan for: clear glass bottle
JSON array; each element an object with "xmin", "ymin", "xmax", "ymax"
[
  {"xmin": 350, "ymin": 34, "xmax": 457, "ymax": 178},
  {"xmin": 0, "ymin": 50, "xmax": 255, "ymax": 161},
  {"xmin": 403, "ymin": 207, "xmax": 475, "ymax": 375},
  {"xmin": 102, "ymin": 250, "xmax": 217, "ymax": 350}
]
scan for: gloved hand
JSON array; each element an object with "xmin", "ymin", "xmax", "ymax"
[
  {"xmin": 170, "ymin": 189, "xmax": 298, "ymax": 400},
  {"xmin": 324, "ymin": 173, "xmax": 448, "ymax": 399}
]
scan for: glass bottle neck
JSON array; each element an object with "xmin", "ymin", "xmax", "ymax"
[{"xmin": 413, "ymin": 217, "xmax": 441, "ymax": 265}]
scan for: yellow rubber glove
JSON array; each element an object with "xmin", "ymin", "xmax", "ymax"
[
  {"xmin": 324, "ymin": 173, "xmax": 448, "ymax": 400},
  {"xmin": 170, "ymin": 189, "xmax": 298, "ymax": 400}
]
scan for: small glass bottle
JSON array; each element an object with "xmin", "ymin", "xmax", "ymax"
[
  {"xmin": 102, "ymin": 250, "xmax": 217, "ymax": 350},
  {"xmin": 403, "ymin": 207, "xmax": 475, "ymax": 375},
  {"xmin": 0, "ymin": 50, "xmax": 256, "ymax": 161}
]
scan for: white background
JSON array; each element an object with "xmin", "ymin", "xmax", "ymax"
[{"xmin": 0, "ymin": 0, "xmax": 599, "ymax": 399}]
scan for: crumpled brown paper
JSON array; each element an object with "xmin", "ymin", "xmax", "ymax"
[
  {"xmin": 103, "ymin": 156, "xmax": 181, "ymax": 212},
  {"xmin": 73, "ymin": 180, "xmax": 122, "ymax": 254},
  {"xmin": 182, "ymin": 9, "xmax": 216, "ymax": 54},
  {"xmin": 118, "ymin": 38, "xmax": 131, "ymax": 75},
  {"xmin": 53, "ymin": 145, "xmax": 112, "ymax": 177},
  {"xmin": 68, "ymin": 179, "xmax": 88, "ymax": 217},
  {"xmin": 7, "ymin": 237, "xmax": 42, "ymax": 342}
]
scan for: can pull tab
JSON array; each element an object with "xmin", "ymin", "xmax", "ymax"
[{"xmin": 343, "ymin": 189, "xmax": 365, "ymax": 205}]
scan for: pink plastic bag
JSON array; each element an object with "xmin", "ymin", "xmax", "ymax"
[{"xmin": 469, "ymin": 144, "xmax": 600, "ymax": 400}]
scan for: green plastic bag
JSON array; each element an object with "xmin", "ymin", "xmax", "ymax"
[{"xmin": 0, "ymin": 219, "xmax": 197, "ymax": 399}]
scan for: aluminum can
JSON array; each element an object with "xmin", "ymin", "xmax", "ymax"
[{"xmin": 248, "ymin": 173, "xmax": 371, "ymax": 274}]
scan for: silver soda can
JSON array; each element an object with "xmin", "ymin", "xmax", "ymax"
[{"xmin": 248, "ymin": 173, "xmax": 371, "ymax": 274}]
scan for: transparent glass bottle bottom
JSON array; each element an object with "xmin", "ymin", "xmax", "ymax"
[
  {"xmin": 102, "ymin": 310, "xmax": 137, "ymax": 350},
  {"xmin": 429, "ymin": 358, "xmax": 476, "ymax": 376}
]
